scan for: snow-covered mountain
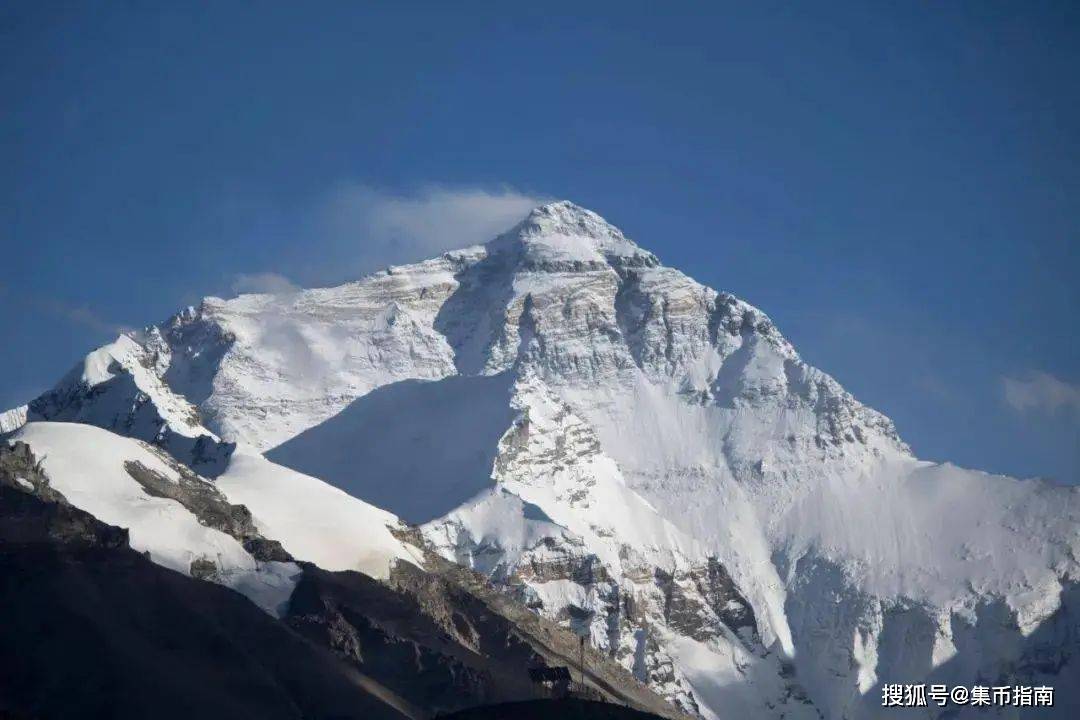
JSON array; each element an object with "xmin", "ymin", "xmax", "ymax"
[{"xmin": 6, "ymin": 201, "xmax": 1077, "ymax": 719}]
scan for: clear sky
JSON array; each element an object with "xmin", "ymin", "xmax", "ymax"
[{"xmin": 3, "ymin": 2, "xmax": 1077, "ymax": 482}]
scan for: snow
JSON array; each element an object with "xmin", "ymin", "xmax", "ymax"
[
  {"xmin": 69, "ymin": 334, "xmax": 206, "ymax": 440},
  {"xmin": 11, "ymin": 422, "xmax": 299, "ymax": 616},
  {"xmin": 778, "ymin": 460, "xmax": 1080, "ymax": 606},
  {"xmin": 665, "ymin": 633, "xmax": 759, "ymax": 720},
  {"xmin": 425, "ymin": 374, "xmax": 699, "ymax": 575},
  {"xmin": 528, "ymin": 578, "xmax": 593, "ymax": 617},
  {"xmin": 423, "ymin": 488, "xmax": 571, "ymax": 577},
  {"xmin": 215, "ymin": 450, "xmax": 423, "ymax": 577},
  {"xmin": 174, "ymin": 259, "xmax": 460, "ymax": 451},
  {"xmin": 265, "ymin": 372, "xmax": 516, "ymax": 524},
  {"xmin": 513, "ymin": 201, "xmax": 653, "ymax": 261}
]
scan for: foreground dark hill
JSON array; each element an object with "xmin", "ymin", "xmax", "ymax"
[{"xmin": 439, "ymin": 698, "xmax": 667, "ymax": 720}]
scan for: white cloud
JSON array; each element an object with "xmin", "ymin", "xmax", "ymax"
[
  {"xmin": 226, "ymin": 183, "xmax": 549, "ymax": 291},
  {"xmin": 312, "ymin": 184, "xmax": 549, "ymax": 273},
  {"xmin": 1002, "ymin": 372, "xmax": 1080, "ymax": 415},
  {"xmin": 232, "ymin": 272, "xmax": 299, "ymax": 297}
]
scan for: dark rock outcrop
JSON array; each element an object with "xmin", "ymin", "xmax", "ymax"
[{"xmin": 123, "ymin": 458, "xmax": 291, "ymax": 562}]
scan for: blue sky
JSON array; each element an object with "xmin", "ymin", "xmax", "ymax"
[{"xmin": 2, "ymin": 2, "xmax": 1077, "ymax": 482}]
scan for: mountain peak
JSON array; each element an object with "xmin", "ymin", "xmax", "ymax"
[
  {"xmin": 523, "ymin": 199, "xmax": 613, "ymax": 228},
  {"xmin": 519, "ymin": 200, "xmax": 630, "ymax": 245},
  {"xmin": 496, "ymin": 200, "xmax": 658, "ymax": 268}
]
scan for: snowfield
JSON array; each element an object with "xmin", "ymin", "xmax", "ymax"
[
  {"xmin": 10, "ymin": 422, "xmax": 299, "ymax": 616},
  {"xmin": 216, "ymin": 449, "xmax": 424, "ymax": 576},
  {"xmin": 5, "ymin": 201, "xmax": 1077, "ymax": 718}
]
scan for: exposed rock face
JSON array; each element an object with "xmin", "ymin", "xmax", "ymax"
[
  {"xmin": 123, "ymin": 458, "xmax": 291, "ymax": 562},
  {"xmin": 384, "ymin": 544, "xmax": 691, "ymax": 719},
  {"xmin": 286, "ymin": 564, "xmax": 549, "ymax": 717},
  {"xmin": 0, "ymin": 405, "xmax": 27, "ymax": 434},
  {"xmin": 1, "ymin": 440, "xmax": 66, "ymax": 504},
  {"xmin": 6, "ymin": 201, "xmax": 1078, "ymax": 719}
]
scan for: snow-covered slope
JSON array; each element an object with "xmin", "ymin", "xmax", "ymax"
[
  {"xmin": 9, "ymin": 422, "xmax": 298, "ymax": 615},
  {"xmin": 8, "ymin": 422, "xmax": 422, "ymax": 613},
  {"xmin": 6, "ymin": 201, "xmax": 1077, "ymax": 718},
  {"xmin": 216, "ymin": 449, "xmax": 424, "ymax": 576}
]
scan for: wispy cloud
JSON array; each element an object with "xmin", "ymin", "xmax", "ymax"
[
  {"xmin": 231, "ymin": 272, "xmax": 299, "ymax": 297},
  {"xmin": 309, "ymin": 184, "xmax": 549, "ymax": 277},
  {"xmin": 1002, "ymin": 371, "xmax": 1080, "ymax": 415},
  {"xmin": 223, "ymin": 183, "xmax": 549, "ymax": 292}
]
